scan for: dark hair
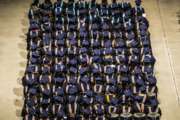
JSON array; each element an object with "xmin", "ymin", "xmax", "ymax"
[
  {"xmin": 102, "ymin": 0, "xmax": 108, "ymax": 5},
  {"xmin": 112, "ymin": 0, "xmax": 116, "ymax": 3},
  {"xmin": 32, "ymin": 0, "xmax": 39, "ymax": 6},
  {"xmin": 68, "ymin": 0, "xmax": 75, "ymax": 3},
  {"xmin": 45, "ymin": 0, "xmax": 52, "ymax": 4},
  {"xmin": 92, "ymin": 0, "xmax": 96, "ymax": 3}
]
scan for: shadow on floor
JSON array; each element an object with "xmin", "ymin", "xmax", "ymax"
[
  {"xmin": 177, "ymin": 10, "xmax": 180, "ymax": 31},
  {"xmin": 13, "ymin": 11, "xmax": 28, "ymax": 119}
]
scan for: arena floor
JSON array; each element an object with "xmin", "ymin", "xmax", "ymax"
[{"xmin": 0, "ymin": 0, "xmax": 180, "ymax": 119}]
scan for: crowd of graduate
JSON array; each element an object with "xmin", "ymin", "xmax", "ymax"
[{"xmin": 22, "ymin": 0, "xmax": 161, "ymax": 119}]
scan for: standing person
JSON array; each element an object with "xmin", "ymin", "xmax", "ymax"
[
  {"xmin": 54, "ymin": 0, "xmax": 66, "ymax": 8},
  {"xmin": 100, "ymin": 0, "xmax": 109, "ymax": 17},
  {"xmin": 28, "ymin": 5, "xmax": 40, "ymax": 20},
  {"xmin": 133, "ymin": 93, "xmax": 147, "ymax": 120},
  {"xmin": 133, "ymin": 0, "xmax": 145, "ymax": 17},
  {"xmin": 69, "ymin": 0, "xmax": 75, "ymax": 3},
  {"xmin": 54, "ymin": 0, "xmax": 66, "ymax": 17},
  {"xmin": 89, "ymin": 0, "xmax": 97, "ymax": 14},
  {"xmin": 39, "ymin": 0, "xmax": 53, "ymax": 10},
  {"xmin": 32, "ymin": 0, "xmax": 39, "ymax": 6},
  {"xmin": 102, "ymin": 0, "xmax": 108, "ymax": 5},
  {"xmin": 121, "ymin": 0, "xmax": 131, "ymax": 11},
  {"xmin": 111, "ymin": 0, "xmax": 120, "ymax": 18}
]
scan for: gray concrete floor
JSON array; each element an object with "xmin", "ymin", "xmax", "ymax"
[{"xmin": 0, "ymin": 0, "xmax": 180, "ymax": 119}]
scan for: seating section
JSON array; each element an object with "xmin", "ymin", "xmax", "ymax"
[{"xmin": 22, "ymin": 0, "xmax": 161, "ymax": 119}]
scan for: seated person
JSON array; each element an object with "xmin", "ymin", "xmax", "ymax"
[
  {"xmin": 94, "ymin": 94, "xmax": 105, "ymax": 104},
  {"xmin": 128, "ymin": 54, "xmax": 140, "ymax": 65},
  {"xmin": 79, "ymin": 65, "xmax": 89, "ymax": 75},
  {"xmin": 100, "ymin": 0, "xmax": 109, "ymax": 17},
  {"xmin": 39, "ymin": 106, "xmax": 51, "ymax": 119},
  {"xmin": 79, "ymin": 54, "xmax": 90, "ymax": 65},
  {"xmin": 29, "ymin": 29, "xmax": 40, "ymax": 39},
  {"xmin": 53, "ymin": 61, "xmax": 66, "ymax": 73},
  {"xmin": 104, "ymin": 65, "xmax": 116, "ymax": 75},
  {"xmin": 91, "ymin": 37, "xmax": 101, "ymax": 48},
  {"xmin": 52, "ymin": 104, "xmax": 66, "ymax": 119},
  {"xmin": 79, "ymin": 82, "xmax": 91, "ymax": 93},
  {"xmin": 94, "ymin": 104, "xmax": 105, "ymax": 116},
  {"xmin": 39, "ymin": 0, "xmax": 53, "ymax": 16},
  {"xmin": 54, "ymin": 47, "xmax": 67, "ymax": 57},
  {"xmin": 117, "ymin": 64, "xmax": 129, "ymax": 73},
  {"xmin": 29, "ymin": 19, "xmax": 40, "ymax": 30},
  {"xmin": 39, "ymin": 74, "xmax": 51, "ymax": 84},
  {"xmin": 53, "ymin": 85, "xmax": 64, "ymax": 96},
  {"xmin": 54, "ymin": 0, "xmax": 66, "ymax": 16},
  {"xmin": 26, "ymin": 64, "xmax": 39, "ymax": 74},
  {"xmin": 142, "ymin": 64, "xmax": 154, "ymax": 75},
  {"xmin": 105, "ymin": 85, "xmax": 117, "ymax": 94},
  {"xmin": 80, "ymin": 38, "xmax": 90, "ymax": 47},
  {"xmin": 80, "ymin": 94, "xmax": 93, "ymax": 105},
  {"xmin": 52, "ymin": 73, "xmax": 66, "ymax": 84},
  {"xmin": 91, "ymin": 63, "xmax": 102, "ymax": 75},
  {"xmin": 113, "ymin": 37, "xmax": 126, "ymax": 48},
  {"xmin": 67, "ymin": 46, "xmax": 78, "ymax": 55},
  {"xmin": 115, "ymin": 54, "xmax": 128, "ymax": 64},
  {"xmin": 66, "ymin": 84, "xmax": 78, "ymax": 95},
  {"xmin": 106, "ymin": 105, "xmax": 119, "ymax": 119},
  {"xmin": 40, "ymin": 84, "xmax": 51, "ymax": 97},
  {"xmin": 129, "ymin": 47, "xmax": 141, "ymax": 55},
  {"xmin": 29, "ymin": 39, "xmax": 41, "ymax": 51},
  {"xmin": 67, "ymin": 100, "xmax": 78, "ymax": 118},
  {"xmin": 41, "ymin": 21, "xmax": 52, "ymax": 32},
  {"xmin": 105, "ymin": 75, "xmax": 117, "ymax": 85},
  {"xmin": 67, "ymin": 56, "xmax": 78, "ymax": 66},
  {"xmin": 145, "ymin": 75, "xmax": 157, "ymax": 86},
  {"xmin": 88, "ymin": 0, "xmax": 98, "ymax": 15},
  {"xmin": 23, "ymin": 73, "xmax": 38, "ymax": 86},
  {"xmin": 41, "ymin": 65, "xmax": 51, "ymax": 74},
  {"xmin": 22, "ymin": 105, "xmax": 38, "ymax": 119},
  {"xmin": 141, "ymin": 53, "xmax": 156, "ymax": 65},
  {"xmin": 79, "ymin": 75, "xmax": 91, "ymax": 84},
  {"xmin": 67, "ymin": 75, "xmax": 78, "ymax": 85},
  {"xmin": 42, "ymin": 33, "xmax": 52, "ymax": 46},
  {"xmin": 120, "ymin": 105, "xmax": 133, "ymax": 120},
  {"xmin": 147, "ymin": 105, "xmax": 161, "ymax": 120},
  {"xmin": 55, "ymin": 19, "xmax": 65, "ymax": 30},
  {"xmin": 101, "ymin": 30, "xmax": 111, "ymax": 39},
  {"xmin": 80, "ymin": 106, "xmax": 93, "ymax": 118},
  {"xmin": 77, "ymin": 0, "xmax": 89, "ymax": 18},
  {"xmin": 140, "ymin": 35, "xmax": 151, "ymax": 47},
  {"xmin": 42, "ymin": 55, "xmax": 51, "ymax": 65}
]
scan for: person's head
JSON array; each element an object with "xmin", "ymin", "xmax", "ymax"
[
  {"xmin": 45, "ymin": 0, "xmax": 51, "ymax": 4},
  {"xmin": 32, "ymin": 0, "xmax": 39, "ymax": 6},
  {"xmin": 135, "ymin": 0, "xmax": 142, "ymax": 6},
  {"xmin": 112, "ymin": 0, "xmax": 116, "ymax": 3},
  {"xmin": 92, "ymin": 0, "xmax": 96, "ymax": 3},
  {"xmin": 102, "ymin": 0, "xmax": 108, "ymax": 5},
  {"xmin": 68, "ymin": 0, "xmax": 74, "ymax": 3}
]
